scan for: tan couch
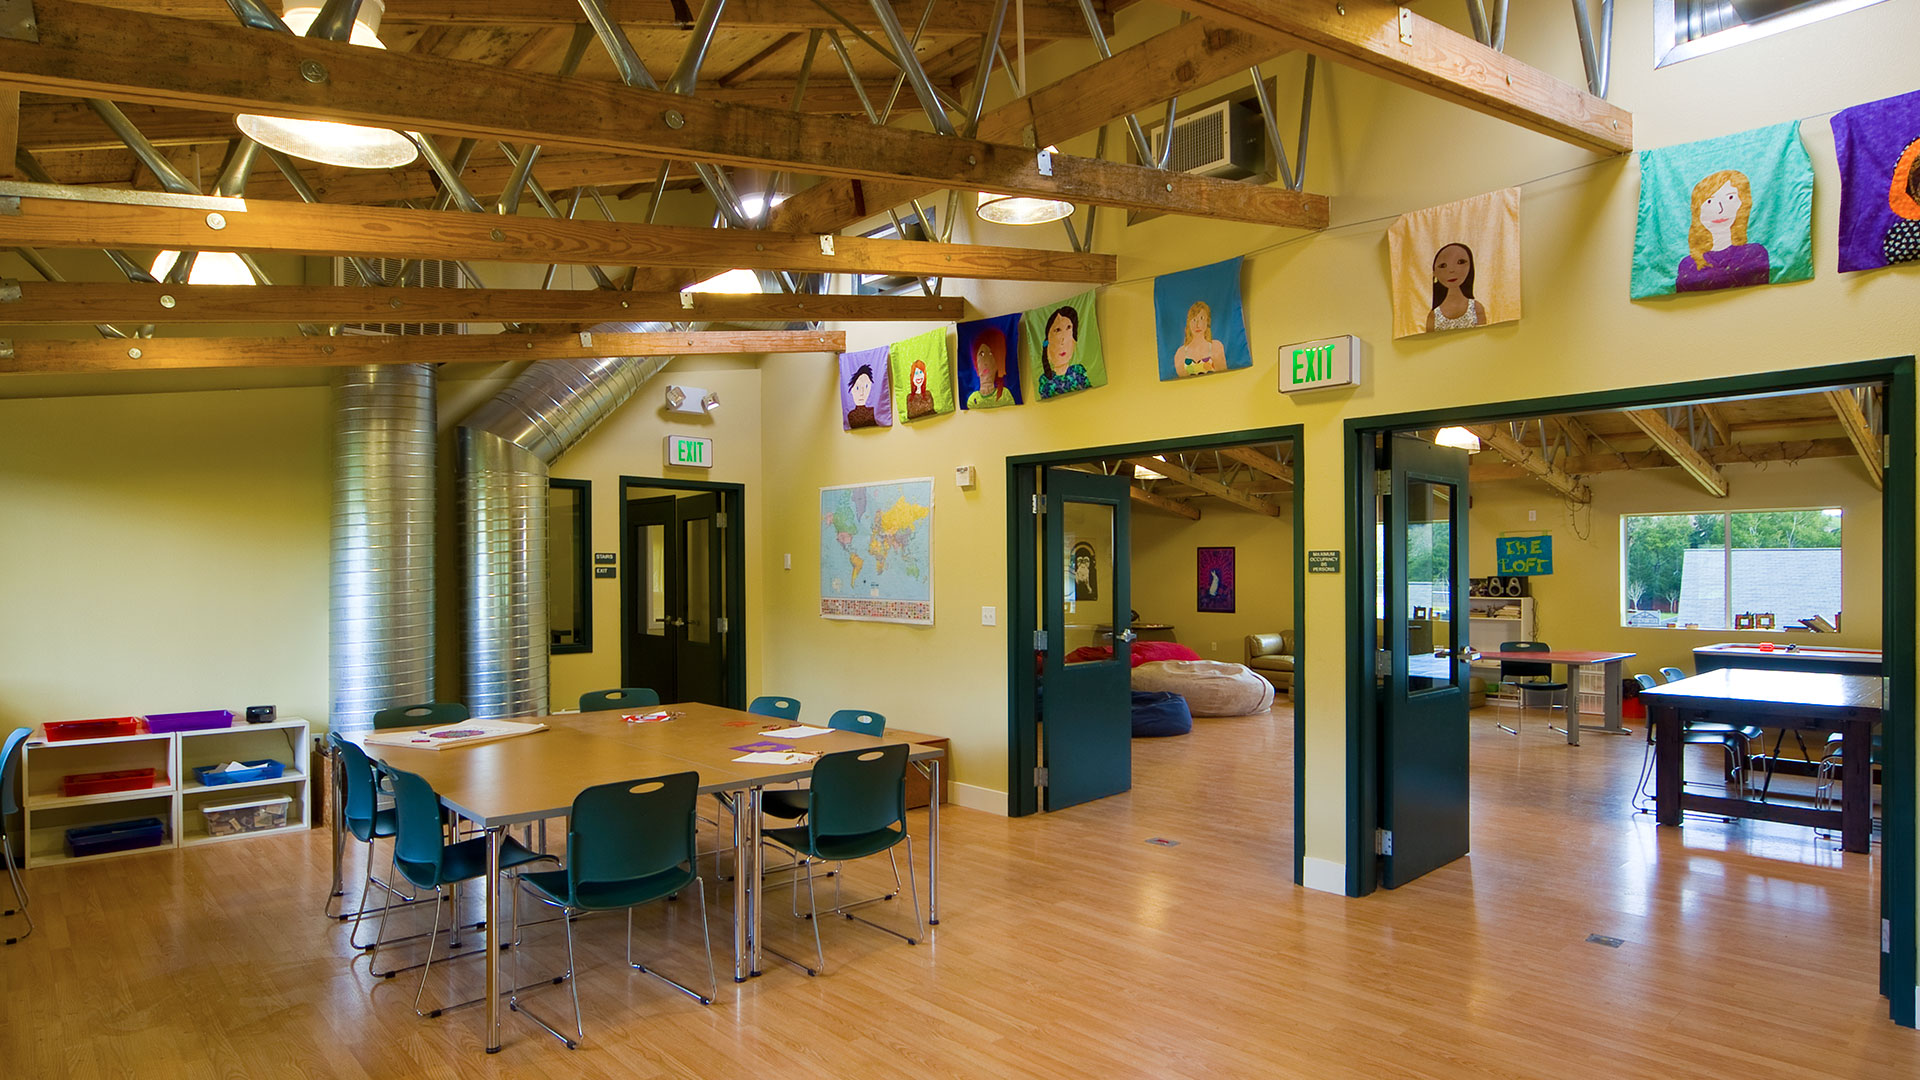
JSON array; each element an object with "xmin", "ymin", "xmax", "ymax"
[{"xmin": 1244, "ymin": 633, "xmax": 1294, "ymax": 695}]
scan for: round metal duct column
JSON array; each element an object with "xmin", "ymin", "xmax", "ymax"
[{"xmin": 329, "ymin": 363, "xmax": 437, "ymax": 733}]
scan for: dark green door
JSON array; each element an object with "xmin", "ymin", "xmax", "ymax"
[
  {"xmin": 1380, "ymin": 435, "xmax": 1472, "ymax": 888},
  {"xmin": 1040, "ymin": 468, "xmax": 1132, "ymax": 810},
  {"xmin": 623, "ymin": 491, "xmax": 727, "ymax": 706},
  {"xmin": 674, "ymin": 491, "xmax": 725, "ymax": 705}
]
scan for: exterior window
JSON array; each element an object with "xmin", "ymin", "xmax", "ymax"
[
  {"xmin": 1622, "ymin": 509, "xmax": 1842, "ymax": 630},
  {"xmin": 549, "ymin": 478, "xmax": 593, "ymax": 653},
  {"xmin": 853, "ymin": 210, "xmax": 936, "ymax": 296},
  {"xmin": 1656, "ymin": 0, "xmax": 1891, "ymax": 68}
]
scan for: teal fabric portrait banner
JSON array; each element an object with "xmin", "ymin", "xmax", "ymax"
[{"xmin": 1630, "ymin": 121, "xmax": 1814, "ymax": 299}]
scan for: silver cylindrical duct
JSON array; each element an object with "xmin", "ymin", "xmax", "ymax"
[
  {"xmin": 330, "ymin": 363, "xmax": 437, "ymax": 733},
  {"xmin": 461, "ymin": 337, "xmax": 677, "ymax": 718}
]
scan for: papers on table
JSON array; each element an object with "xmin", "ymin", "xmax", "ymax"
[
  {"xmin": 364, "ymin": 719, "xmax": 548, "ymax": 751},
  {"xmin": 733, "ymin": 750, "xmax": 821, "ymax": 766},
  {"xmin": 757, "ymin": 724, "xmax": 833, "ymax": 738}
]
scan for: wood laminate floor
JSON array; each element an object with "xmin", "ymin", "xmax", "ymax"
[{"xmin": 2, "ymin": 704, "xmax": 1914, "ymax": 1078}]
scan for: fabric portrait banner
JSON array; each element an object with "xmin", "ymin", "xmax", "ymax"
[
  {"xmin": 956, "ymin": 313, "xmax": 1024, "ymax": 410},
  {"xmin": 888, "ymin": 327, "xmax": 955, "ymax": 423},
  {"xmin": 1831, "ymin": 89, "xmax": 1920, "ymax": 273},
  {"xmin": 1630, "ymin": 121, "xmax": 1814, "ymax": 299},
  {"xmin": 1152, "ymin": 257, "xmax": 1253, "ymax": 380},
  {"xmin": 1385, "ymin": 187, "xmax": 1522, "ymax": 339},
  {"xmin": 837, "ymin": 345, "xmax": 893, "ymax": 432},
  {"xmin": 1022, "ymin": 290, "xmax": 1107, "ymax": 401}
]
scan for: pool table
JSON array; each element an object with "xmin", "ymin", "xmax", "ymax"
[{"xmin": 1692, "ymin": 642, "xmax": 1883, "ymax": 677}]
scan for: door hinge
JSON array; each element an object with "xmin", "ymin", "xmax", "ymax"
[
  {"xmin": 1374, "ymin": 470, "xmax": 1391, "ymax": 496},
  {"xmin": 1883, "ymin": 434, "xmax": 1892, "ymax": 463},
  {"xmin": 1033, "ymin": 629, "xmax": 1048, "ymax": 651},
  {"xmin": 1033, "ymin": 766, "xmax": 1048, "ymax": 788},
  {"xmin": 1375, "ymin": 828, "xmax": 1393, "ymax": 856},
  {"xmin": 716, "ymin": 617, "xmax": 729, "ymax": 634},
  {"xmin": 1031, "ymin": 493, "xmax": 1043, "ymax": 515},
  {"xmin": 714, "ymin": 511, "xmax": 727, "ymax": 529},
  {"xmin": 1884, "ymin": 917, "xmax": 1892, "ymax": 954}
]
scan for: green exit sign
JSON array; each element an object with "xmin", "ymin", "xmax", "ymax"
[
  {"xmin": 1279, "ymin": 335, "xmax": 1360, "ymax": 394},
  {"xmin": 665, "ymin": 434, "xmax": 713, "ymax": 469}
]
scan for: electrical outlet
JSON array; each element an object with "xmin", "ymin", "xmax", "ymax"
[
  {"xmin": 783, "ymin": 553, "xmax": 792, "ymax": 570},
  {"xmin": 1528, "ymin": 510, "xmax": 1537, "ymax": 521},
  {"xmin": 981, "ymin": 606, "xmax": 997, "ymax": 626},
  {"xmin": 1211, "ymin": 641, "xmax": 1218, "ymax": 653}
]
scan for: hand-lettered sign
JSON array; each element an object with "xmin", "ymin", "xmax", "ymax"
[{"xmin": 1496, "ymin": 535, "xmax": 1553, "ymax": 576}]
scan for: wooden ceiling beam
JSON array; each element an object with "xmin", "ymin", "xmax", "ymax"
[
  {"xmin": 1218, "ymin": 445, "xmax": 1293, "ymax": 485},
  {"xmin": 1823, "ymin": 388, "xmax": 1884, "ymax": 490},
  {"xmin": 1624, "ymin": 409, "xmax": 1729, "ymax": 498},
  {"xmin": 1130, "ymin": 485, "xmax": 1201, "ymax": 521},
  {"xmin": 772, "ymin": 19, "xmax": 1303, "ymax": 235},
  {"xmin": 1466, "ymin": 425, "xmax": 1592, "ymax": 504},
  {"xmin": 1158, "ymin": 0, "xmax": 1632, "ymax": 155},
  {"xmin": 75, "ymin": 0, "xmax": 1109, "ymax": 39},
  {"xmin": 0, "ymin": 328, "xmax": 846, "ymax": 375},
  {"xmin": 1469, "ymin": 438, "xmax": 1857, "ymax": 484},
  {"xmin": 0, "ymin": 187, "xmax": 1117, "ymax": 282},
  {"xmin": 1550, "ymin": 415, "xmax": 1595, "ymax": 456},
  {"xmin": 0, "ymin": 2, "xmax": 1324, "ymax": 229},
  {"xmin": 1125, "ymin": 456, "xmax": 1279, "ymax": 516},
  {"xmin": 1695, "ymin": 402, "xmax": 1732, "ymax": 445},
  {"xmin": 0, "ymin": 281, "xmax": 964, "ymax": 326}
]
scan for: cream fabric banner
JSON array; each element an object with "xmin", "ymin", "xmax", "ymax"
[{"xmin": 1386, "ymin": 187, "xmax": 1522, "ymax": 339}]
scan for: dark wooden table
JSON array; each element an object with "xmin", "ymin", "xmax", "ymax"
[{"xmin": 1640, "ymin": 669, "xmax": 1882, "ymax": 852}]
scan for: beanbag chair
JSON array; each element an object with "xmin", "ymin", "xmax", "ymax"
[
  {"xmin": 1063, "ymin": 640, "xmax": 1205, "ymax": 667},
  {"xmin": 1131, "ymin": 660, "xmax": 1275, "ymax": 716},
  {"xmin": 1131, "ymin": 691, "xmax": 1193, "ymax": 737}
]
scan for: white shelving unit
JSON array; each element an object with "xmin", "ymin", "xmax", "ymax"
[
  {"xmin": 20, "ymin": 718, "xmax": 310, "ymax": 867},
  {"xmin": 1468, "ymin": 596, "xmax": 1534, "ymax": 705}
]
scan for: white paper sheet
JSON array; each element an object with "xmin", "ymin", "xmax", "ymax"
[
  {"xmin": 756, "ymin": 725, "xmax": 834, "ymax": 739},
  {"xmin": 732, "ymin": 750, "xmax": 820, "ymax": 766}
]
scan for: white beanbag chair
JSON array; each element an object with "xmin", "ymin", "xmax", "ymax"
[{"xmin": 1130, "ymin": 660, "xmax": 1275, "ymax": 716}]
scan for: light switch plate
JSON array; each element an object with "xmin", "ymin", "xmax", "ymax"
[{"xmin": 981, "ymin": 606, "xmax": 996, "ymax": 626}]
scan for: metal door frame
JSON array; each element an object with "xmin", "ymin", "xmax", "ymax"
[{"xmin": 617, "ymin": 475, "xmax": 748, "ymax": 709}]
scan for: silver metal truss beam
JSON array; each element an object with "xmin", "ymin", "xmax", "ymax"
[
  {"xmin": 1075, "ymin": 0, "xmax": 1159, "ymax": 166},
  {"xmin": 865, "ymin": 0, "xmax": 952, "ymax": 134},
  {"xmin": 875, "ymin": 0, "xmax": 938, "ymax": 126},
  {"xmin": 497, "ymin": 24, "xmax": 595, "ymax": 216},
  {"xmin": 825, "ymin": 28, "xmax": 881, "ymax": 123},
  {"xmin": 1571, "ymin": 0, "xmax": 1614, "ymax": 98},
  {"xmin": 961, "ymin": 0, "xmax": 1012, "ymax": 138},
  {"xmin": 1249, "ymin": 55, "xmax": 1315, "ymax": 192},
  {"xmin": 497, "ymin": 143, "xmax": 617, "ymax": 290},
  {"xmin": 804, "ymin": 0, "xmax": 965, "ymax": 114}
]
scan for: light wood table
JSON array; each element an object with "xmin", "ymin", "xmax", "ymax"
[{"xmin": 350, "ymin": 703, "xmax": 946, "ymax": 1053}]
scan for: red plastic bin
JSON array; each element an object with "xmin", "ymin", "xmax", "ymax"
[
  {"xmin": 43, "ymin": 717, "xmax": 142, "ymax": 742},
  {"xmin": 62, "ymin": 768, "xmax": 158, "ymax": 797}
]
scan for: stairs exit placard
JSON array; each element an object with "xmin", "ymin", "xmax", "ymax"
[
  {"xmin": 665, "ymin": 434, "xmax": 713, "ymax": 469},
  {"xmin": 1279, "ymin": 335, "xmax": 1360, "ymax": 394},
  {"xmin": 1496, "ymin": 535, "xmax": 1553, "ymax": 575}
]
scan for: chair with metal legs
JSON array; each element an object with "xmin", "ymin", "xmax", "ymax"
[
  {"xmin": 510, "ymin": 771, "xmax": 716, "ymax": 1048},
  {"xmin": 1494, "ymin": 641, "xmax": 1569, "ymax": 736},
  {"xmin": 761, "ymin": 744, "xmax": 923, "ymax": 977},
  {"xmin": 578, "ymin": 688, "xmax": 661, "ymax": 713},
  {"xmin": 1814, "ymin": 727, "xmax": 1884, "ymax": 842},
  {"xmin": 761, "ymin": 709, "xmax": 884, "ymax": 823},
  {"xmin": 371, "ymin": 702, "xmax": 470, "ymax": 730},
  {"xmin": 374, "ymin": 762, "xmax": 556, "ymax": 1018},
  {"xmin": 324, "ymin": 733, "xmax": 434, "ymax": 964},
  {"xmin": 2, "ymin": 727, "xmax": 33, "ymax": 946},
  {"xmin": 1630, "ymin": 673, "xmax": 1761, "ymax": 812},
  {"xmin": 747, "ymin": 696, "xmax": 802, "ymax": 722}
]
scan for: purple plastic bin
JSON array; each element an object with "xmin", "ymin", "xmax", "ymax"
[{"xmin": 143, "ymin": 709, "xmax": 234, "ymax": 734}]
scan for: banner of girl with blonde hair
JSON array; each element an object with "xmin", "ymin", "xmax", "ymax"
[{"xmin": 1631, "ymin": 121, "xmax": 1813, "ymax": 299}]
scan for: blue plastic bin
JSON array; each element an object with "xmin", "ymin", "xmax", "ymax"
[{"xmin": 192, "ymin": 759, "xmax": 286, "ymax": 787}]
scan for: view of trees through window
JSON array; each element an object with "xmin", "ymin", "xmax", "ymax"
[{"xmin": 1622, "ymin": 509, "xmax": 1843, "ymax": 630}]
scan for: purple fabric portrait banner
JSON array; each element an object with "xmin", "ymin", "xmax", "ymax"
[
  {"xmin": 1831, "ymin": 88, "xmax": 1920, "ymax": 273},
  {"xmin": 838, "ymin": 345, "xmax": 893, "ymax": 431}
]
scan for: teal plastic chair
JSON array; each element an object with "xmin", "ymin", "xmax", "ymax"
[
  {"xmin": 325, "ymin": 734, "xmax": 432, "ymax": 959},
  {"xmin": 1, "ymin": 727, "xmax": 31, "ymax": 945},
  {"xmin": 762, "ymin": 709, "xmax": 886, "ymax": 822},
  {"xmin": 374, "ymin": 762, "xmax": 554, "ymax": 1018},
  {"xmin": 371, "ymin": 702, "xmax": 469, "ymax": 731},
  {"xmin": 579, "ymin": 688, "xmax": 660, "ymax": 712},
  {"xmin": 1630, "ymin": 673, "xmax": 1759, "ymax": 814},
  {"xmin": 511, "ymin": 772, "xmax": 716, "ymax": 1048},
  {"xmin": 747, "ymin": 696, "xmax": 802, "ymax": 721},
  {"xmin": 761, "ymin": 744, "xmax": 923, "ymax": 976}
]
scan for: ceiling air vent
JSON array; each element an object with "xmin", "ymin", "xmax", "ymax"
[
  {"xmin": 1151, "ymin": 99, "xmax": 1261, "ymax": 180},
  {"xmin": 332, "ymin": 257, "xmax": 469, "ymax": 336}
]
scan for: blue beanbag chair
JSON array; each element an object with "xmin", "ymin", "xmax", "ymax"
[{"xmin": 1131, "ymin": 690, "xmax": 1193, "ymax": 738}]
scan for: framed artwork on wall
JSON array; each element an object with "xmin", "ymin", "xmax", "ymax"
[{"xmin": 1197, "ymin": 547, "xmax": 1235, "ymax": 613}]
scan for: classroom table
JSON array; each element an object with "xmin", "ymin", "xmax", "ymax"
[
  {"xmin": 1693, "ymin": 642, "xmax": 1883, "ymax": 676},
  {"xmin": 1640, "ymin": 669, "xmax": 1882, "ymax": 852},
  {"xmin": 349, "ymin": 704, "xmax": 945, "ymax": 1053},
  {"xmin": 1474, "ymin": 649, "xmax": 1637, "ymax": 745}
]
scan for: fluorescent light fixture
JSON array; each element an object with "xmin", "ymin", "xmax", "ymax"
[
  {"xmin": 149, "ymin": 250, "xmax": 255, "ymax": 286},
  {"xmin": 684, "ymin": 268, "xmax": 763, "ymax": 294},
  {"xmin": 235, "ymin": 2, "xmax": 420, "ymax": 169},
  {"xmin": 1433, "ymin": 426, "xmax": 1482, "ymax": 452}
]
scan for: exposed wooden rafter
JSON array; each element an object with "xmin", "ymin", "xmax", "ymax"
[
  {"xmin": 1124, "ymin": 456, "xmax": 1280, "ymax": 516},
  {"xmin": 1696, "ymin": 402, "xmax": 1732, "ymax": 445},
  {"xmin": 1469, "ymin": 438, "xmax": 1857, "ymax": 484},
  {"xmin": 1158, "ymin": 0, "xmax": 1632, "ymax": 154},
  {"xmin": 1823, "ymin": 388, "xmax": 1884, "ymax": 490},
  {"xmin": 0, "ymin": 2, "xmax": 1328, "ymax": 229},
  {"xmin": 1217, "ymin": 445, "xmax": 1293, "ymax": 485},
  {"xmin": 1624, "ymin": 409, "xmax": 1729, "ymax": 497},
  {"xmin": 0, "ymin": 328, "xmax": 847, "ymax": 375},
  {"xmin": 0, "ymin": 282, "xmax": 963, "ymax": 327},
  {"xmin": 1130, "ymin": 485, "xmax": 1202, "ymax": 521},
  {"xmin": 1465, "ymin": 425, "xmax": 1592, "ymax": 504}
]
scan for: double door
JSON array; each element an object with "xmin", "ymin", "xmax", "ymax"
[{"xmin": 624, "ymin": 492, "xmax": 726, "ymax": 705}]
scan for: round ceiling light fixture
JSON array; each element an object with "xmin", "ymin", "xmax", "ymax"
[
  {"xmin": 235, "ymin": 2, "xmax": 421, "ymax": 169},
  {"xmin": 149, "ymin": 250, "xmax": 256, "ymax": 286}
]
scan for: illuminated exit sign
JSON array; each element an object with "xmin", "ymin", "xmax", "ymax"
[
  {"xmin": 665, "ymin": 435, "xmax": 713, "ymax": 469},
  {"xmin": 1279, "ymin": 335, "xmax": 1360, "ymax": 394}
]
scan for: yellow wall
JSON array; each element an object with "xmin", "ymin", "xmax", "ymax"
[
  {"xmin": 1132, "ymin": 500, "xmax": 1296, "ymax": 663},
  {"xmin": 1467, "ymin": 456, "xmax": 1882, "ymax": 680}
]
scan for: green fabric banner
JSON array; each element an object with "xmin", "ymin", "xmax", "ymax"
[
  {"xmin": 1631, "ymin": 121, "xmax": 1813, "ymax": 299},
  {"xmin": 888, "ymin": 327, "xmax": 955, "ymax": 423},
  {"xmin": 1022, "ymin": 289, "xmax": 1106, "ymax": 401}
]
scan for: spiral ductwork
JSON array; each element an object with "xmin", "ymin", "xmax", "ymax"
[
  {"xmin": 461, "ymin": 332, "xmax": 679, "ymax": 718},
  {"xmin": 329, "ymin": 363, "xmax": 437, "ymax": 733}
]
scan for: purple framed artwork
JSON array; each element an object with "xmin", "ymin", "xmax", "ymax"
[{"xmin": 1196, "ymin": 547, "xmax": 1235, "ymax": 613}]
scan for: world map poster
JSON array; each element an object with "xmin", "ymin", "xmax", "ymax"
[{"xmin": 819, "ymin": 477, "xmax": 935, "ymax": 624}]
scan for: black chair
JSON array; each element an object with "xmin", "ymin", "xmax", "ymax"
[
  {"xmin": 1630, "ymin": 673, "xmax": 1762, "ymax": 813},
  {"xmin": 1495, "ymin": 641, "xmax": 1568, "ymax": 736},
  {"xmin": 2, "ymin": 727, "xmax": 32, "ymax": 946}
]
